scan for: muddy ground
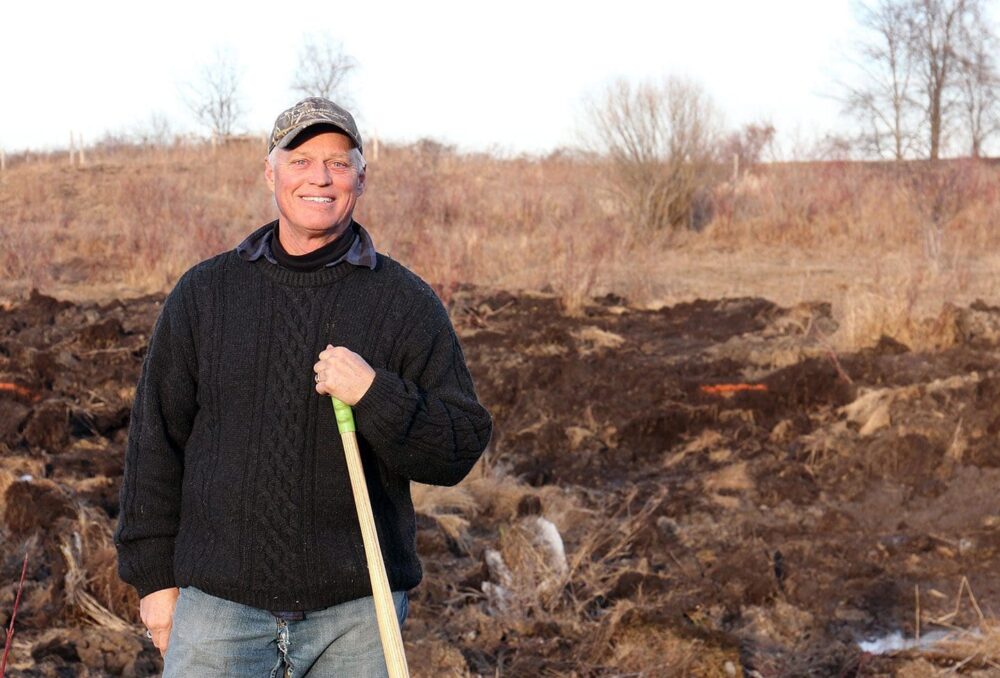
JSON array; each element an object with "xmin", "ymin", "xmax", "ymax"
[{"xmin": 2, "ymin": 288, "xmax": 1000, "ymax": 676}]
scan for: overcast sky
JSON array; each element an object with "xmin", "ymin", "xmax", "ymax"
[{"xmin": 2, "ymin": 0, "xmax": 859, "ymax": 155}]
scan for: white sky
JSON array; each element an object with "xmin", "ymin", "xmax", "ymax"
[{"xmin": 1, "ymin": 0, "xmax": 859, "ymax": 155}]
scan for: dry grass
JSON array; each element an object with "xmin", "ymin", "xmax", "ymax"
[
  {"xmin": 411, "ymin": 460, "xmax": 744, "ymax": 675},
  {"xmin": 0, "ymin": 143, "xmax": 271, "ymax": 299},
  {"xmin": 4, "ymin": 143, "xmax": 1000, "ymax": 349},
  {"xmin": 864, "ymin": 578, "xmax": 1000, "ymax": 673},
  {"xmin": 59, "ymin": 507, "xmax": 138, "ymax": 630},
  {"xmin": 711, "ymin": 160, "xmax": 1000, "ymax": 253}
]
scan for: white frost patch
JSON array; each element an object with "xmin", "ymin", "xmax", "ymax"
[
  {"xmin": 533, "ymin": 517, "xmax": 568, "ymax": 574},
  {"xmin": 483, "ymin": 548, "xmax": 513, "ymax": 588},
  {"xmin": 858, "ymin": 629, "xmax": 967, "ymax": 654},
  {"xmin": 481, "ymin": 582, "xmax": 510, "ymax": 613},
  {"xmin": 482, "ymin": 551, "xmax": 512, "ymax": 613}
]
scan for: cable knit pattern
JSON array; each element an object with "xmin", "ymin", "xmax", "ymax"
[{"xmin": 115, "ymin": 249, "xmax": 492, "ymax": 611}]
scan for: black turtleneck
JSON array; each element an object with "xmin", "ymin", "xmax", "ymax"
[{"xmin": 271, "ymin": 222, "xmax": 357, "ymax": 272}]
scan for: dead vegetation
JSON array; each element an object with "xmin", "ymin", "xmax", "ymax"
[
  {"xmin": 5, "ymin": 141, "xmax": 1000, "ymax": 675},
  {"xmin": 4, "ymin": 143, "xmax": 1000, "ymax": 351},
  {"xmin": 4, "ymin": 287, "xmax": 1000, "ymax": 674}
]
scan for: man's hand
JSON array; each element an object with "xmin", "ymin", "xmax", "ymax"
[
  {"xmin": 314, "ymin": 344, "xmax": 376, "ymax": 405},
  {"xmin": 140, "ymin": 587, "xmax": 180, "ymax": 657}
]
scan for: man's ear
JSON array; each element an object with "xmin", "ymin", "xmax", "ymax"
[
  {"xmin": 356, "ymin": 169, "xmax": 367, "ymax": 196},
  {"xmin": 264, "ymin": 156, "xmax": 275, "ymax": 191}
]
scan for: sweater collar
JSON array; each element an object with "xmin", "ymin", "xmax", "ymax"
[{"xmin": 252, "ymin": 255, "xmax": 374, "ymax": 287}]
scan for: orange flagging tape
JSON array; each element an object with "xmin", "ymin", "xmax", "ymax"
[
  {"xmin": 699, "ymin": 383, "xmax": 768, "ymax": 395},
  {"xmin": 0, "ymin": 383, "xmax": 40, "ymax": 402}
]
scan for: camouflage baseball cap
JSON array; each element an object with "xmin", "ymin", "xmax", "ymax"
[{"xmin": 268, "ymin": 97, "xmax": 363, "ymax": 154}]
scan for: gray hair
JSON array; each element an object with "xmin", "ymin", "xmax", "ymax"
[{"xmin": 267, "ymin": 145, "xmax": 366, "ymax": 173}]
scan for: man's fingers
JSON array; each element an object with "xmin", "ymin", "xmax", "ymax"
[
  {"xmin": 313, "ymin": 345, "xmax": 374, "ymax": 404},
  {"xmin": 151, "ymin": 626, "xmax": 172, "ymax": 656},
  {"xmin": 139, "ymin": 586, "xmax": 179, "ymax": 657},
  {"xmin": 318, "ymin": 345, "xmax": 341, "ymax": 361}
]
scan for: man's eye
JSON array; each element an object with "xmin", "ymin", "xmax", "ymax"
[{"xmin": 291, "ymin": 159, "xmax": 307, "ymax": 166}]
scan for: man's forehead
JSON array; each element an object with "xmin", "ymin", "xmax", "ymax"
[{"xmin": 285, "ymin": 145, "xmax": 353, "ymax": 157}]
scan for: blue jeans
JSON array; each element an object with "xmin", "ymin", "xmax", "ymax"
[{"xmin": 162, "ymin": 587, "xmax": 408, "ymax": 677}]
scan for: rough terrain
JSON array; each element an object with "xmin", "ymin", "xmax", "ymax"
[{"xmin": 2, "ymin": 288, "xmax": 1000, "ymax": 676}]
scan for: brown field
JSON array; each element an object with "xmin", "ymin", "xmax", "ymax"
[
  {"xmin": 5, "ymin": 142, "xmax": 1000, "ymax": 333},
  {"xmin": 2, "ymin": 142, "xmax": 1000, "ymax": 676}
]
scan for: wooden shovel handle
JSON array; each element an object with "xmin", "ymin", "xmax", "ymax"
[{"xmin": 332, "ymin": 398, "xmax": 410, "ymax": 678}]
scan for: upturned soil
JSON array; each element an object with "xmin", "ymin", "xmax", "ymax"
[{"xmin": 2, "ymin": 288, "xmax": 1000, "ymax": 676}]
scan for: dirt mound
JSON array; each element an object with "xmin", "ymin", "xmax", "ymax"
[{"xmin": 3, "ymin": 288, "xmax": 1000, "ymax": 675}]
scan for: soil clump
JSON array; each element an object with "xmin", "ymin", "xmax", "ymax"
[{"xmin": 2, "ymin": 289, "xmax": 999, "ymax": 675}]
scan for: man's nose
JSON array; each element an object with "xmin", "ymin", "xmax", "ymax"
[{"xmin": 308, "ymin": 163, "xmax": 332, "ymax": 185}]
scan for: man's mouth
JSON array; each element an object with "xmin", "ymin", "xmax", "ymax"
[{"xmin": 301, "ymin": 196, "xmax": 333, "ymax": 203}]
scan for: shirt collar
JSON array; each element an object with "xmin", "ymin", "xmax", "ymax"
[{"xmin": 236, "ymin": 220, "xmax": 377, "ymax": 270}]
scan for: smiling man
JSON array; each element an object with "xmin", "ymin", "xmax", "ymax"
[{"xmin": 114, "ymin": 98, "xmax": 492, "ymax": 677}]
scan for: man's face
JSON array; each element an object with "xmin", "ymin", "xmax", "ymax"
[{"xmin": 264, "ymin": 130, "xmax": 365, "ymax": 238}]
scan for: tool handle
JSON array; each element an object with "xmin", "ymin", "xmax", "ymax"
[
  {"xmin": 330, "ymin": 398, "xmax": 410, "ymax": 678},
  {"xmin": 332, "ymin": 397, "xmax": 356, "ymax": 433}
]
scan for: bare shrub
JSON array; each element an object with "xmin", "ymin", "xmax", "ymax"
[
  {"xmin": 721, "ymin": 121, "xmax": 777, "ymax": 179},
  {"xmin": 903, "ymin": 159, "xmax": 988, "ymax": 267},
  {"xmin": 583, "ymin": 77, "xmax": 723, "ymax": 232}
]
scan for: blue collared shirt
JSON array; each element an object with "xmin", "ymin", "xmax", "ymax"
[{"xmin": 235, "ymin": 220, "xmax": 378, "ymax": 270}]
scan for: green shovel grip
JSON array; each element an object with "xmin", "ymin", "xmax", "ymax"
[{"xmin": 331, "ymin": 398, "xmax": 356, "ymax": 433}]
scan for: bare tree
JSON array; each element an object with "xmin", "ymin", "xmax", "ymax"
[
  {"xmin": 584, "ymin": 77, "xmax": 723, "ymax": 231},
  {"xmin": 186, "ymin": 50, "xmax": 245, "ymax": 138},
  {"xmin": 291, "ymin": 36, "xmax": 357, "ymax": 103},
  {"xmin": 957, "ymin": 11, "xmax": 1000, "ymax": 156},
  {"xmin": 909, "ymin": 0, "xmax": 972, "ymax": 159},
  {"xmin": 842, "ymin": 0, "xmax": 922, "ymax": 160},
  {"xmin": 844, "ymin": 0, "xmax": 998, "ymax": 159}
]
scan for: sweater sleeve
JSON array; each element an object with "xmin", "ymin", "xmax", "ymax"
[
  {"xmin": 114, "ymin": 281, "xmax": 199, "ymax": 597},
  {"xmin": 352, "ymin": 301, "xmax": 492, "ymax": 486}
]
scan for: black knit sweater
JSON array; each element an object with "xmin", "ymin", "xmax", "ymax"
[{"xmin": 114, "ymin": 249, "xmax": 492, "ymax": 611}]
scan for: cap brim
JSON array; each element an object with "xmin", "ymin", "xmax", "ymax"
[{"xmin": 275, "ymin": 122, "xmax": 358, "ymax": 153}]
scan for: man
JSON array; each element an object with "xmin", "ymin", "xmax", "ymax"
[{"xmin": 115, "ymin": 97, "xmax": 492, "ymax": 677}]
